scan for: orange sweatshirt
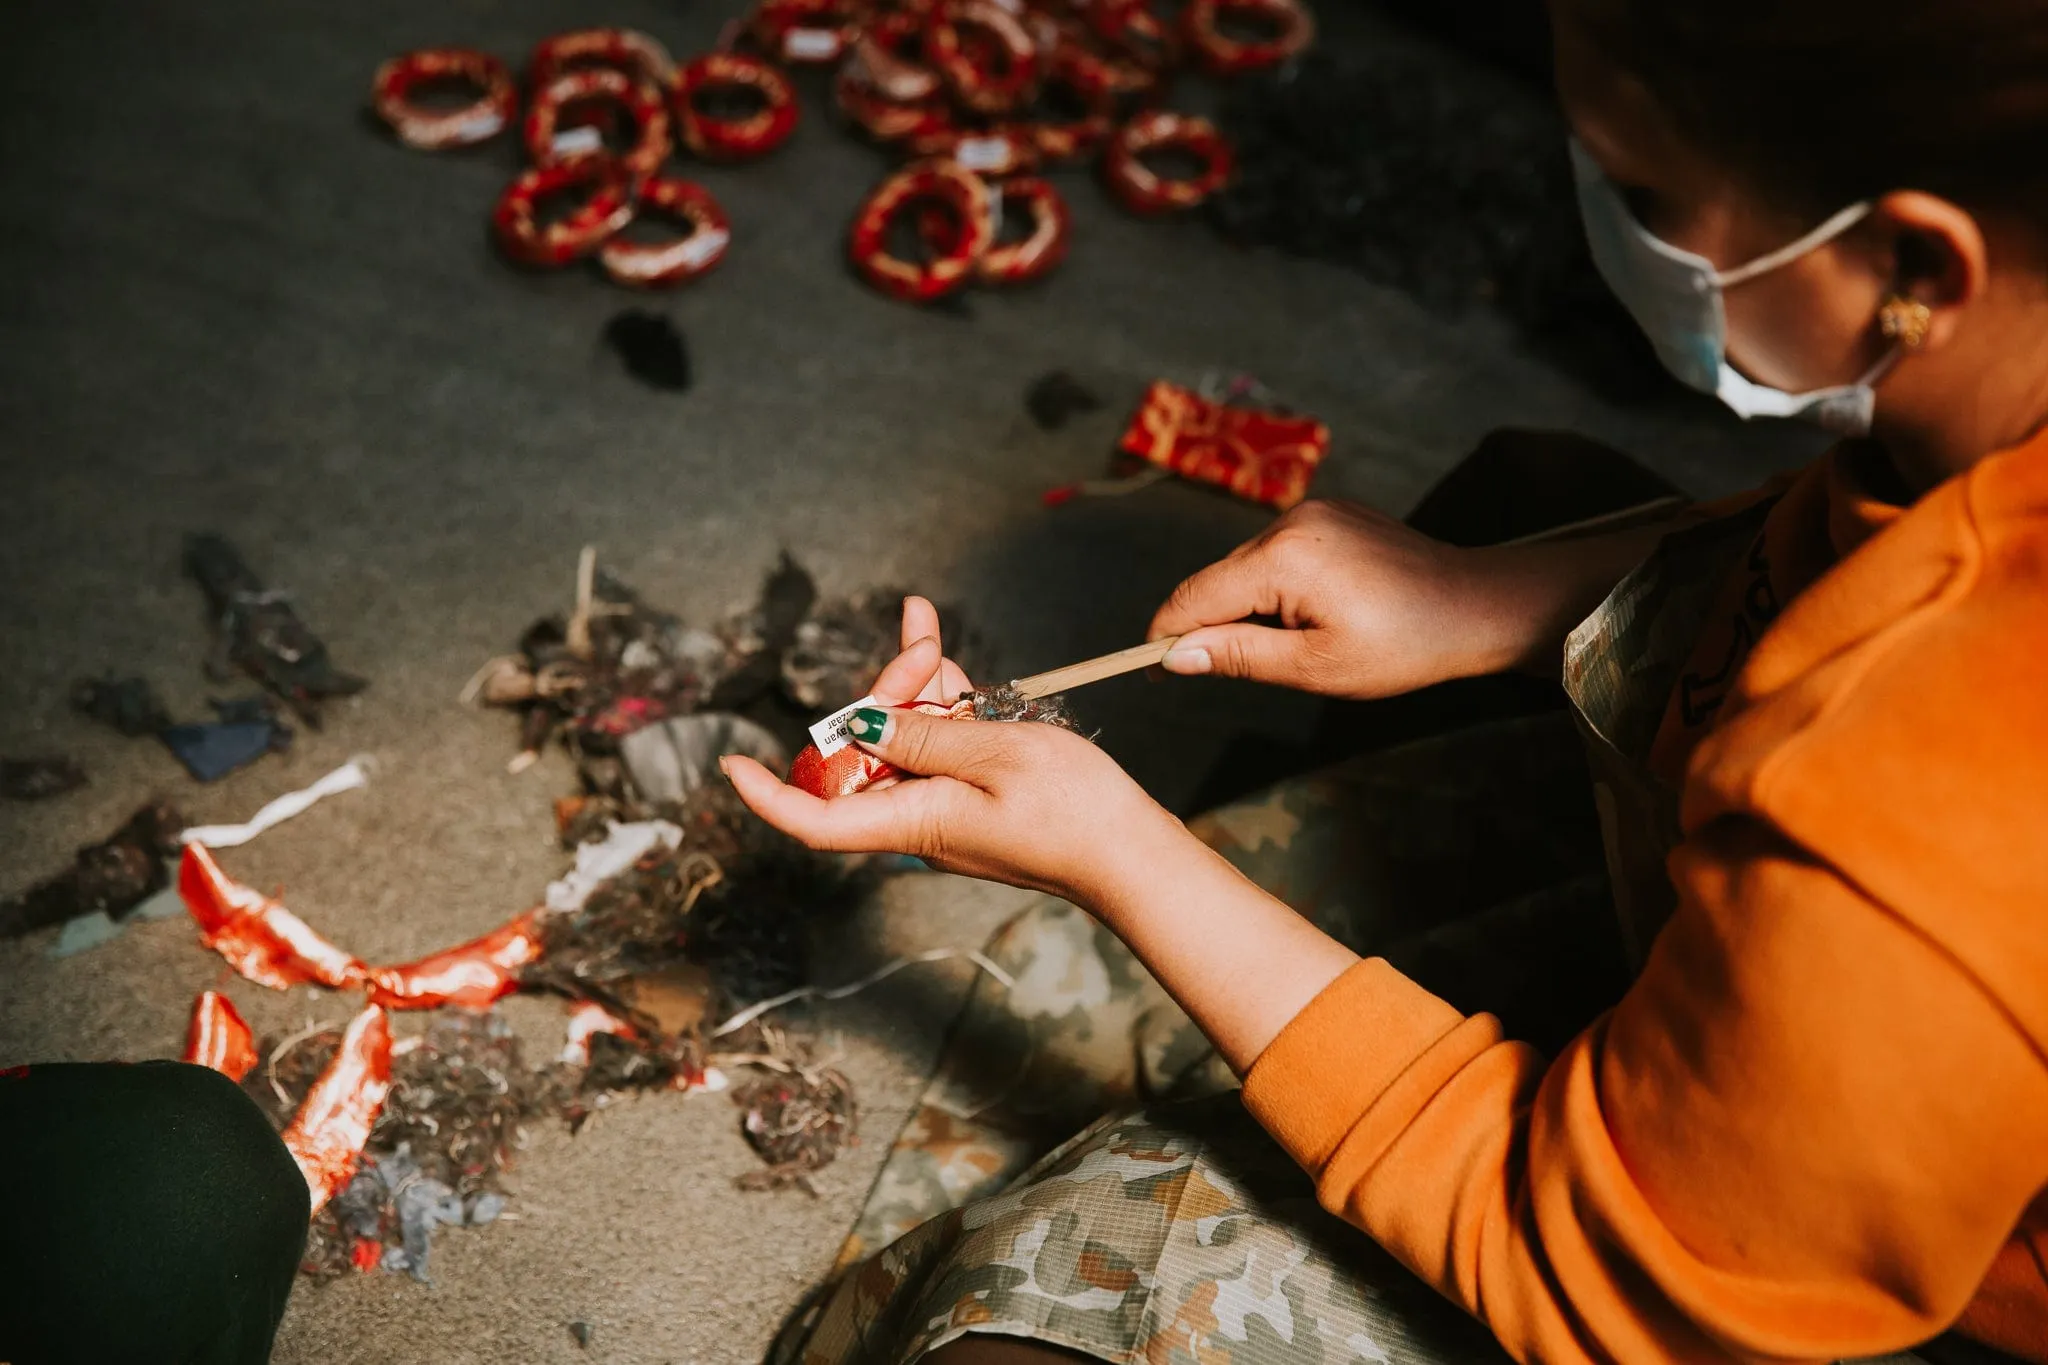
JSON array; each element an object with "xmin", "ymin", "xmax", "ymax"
[{"xmin": 1241, "ymin": 426, "xmax": 2048, "ymax": 1364}]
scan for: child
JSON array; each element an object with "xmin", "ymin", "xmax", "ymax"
[{"xmin": 728, "ymin": 0, "xmax": 2048, "ymax": 1360}]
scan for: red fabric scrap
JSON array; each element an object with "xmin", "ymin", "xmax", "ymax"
[
  {"xmin": 1116, "ymin": 380, "xmax": 1329, "ymax": 510},
  {"xmin": 281, "ymin": 1004, "xmax": 393, "ymax": 1215},
  {"xmin": 350, "ymin": 1237, "xmax": 384, "ymax": 1273},
  {"xmin": 179, "ymin": 844, "xmax": 367, "ymax": 992},
  {"xmin": 365, "ymin": 910, "xmax": 547, "ymax": 1011},
  {"xmin": 561, "ymin": 999, "xmax": 638, "ymax": 1065},
  {"xmin": 181, "ymin": 990, "xmax": 258, "ymax": 1083}
]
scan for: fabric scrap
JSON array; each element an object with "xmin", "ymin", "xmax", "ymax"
[
  {"xmin": 280, "ymin": 1004, "xmax": 393, "ymax": 1214},
  {"xmin": 179, "ymin": 758, "xmax": 371, "ymax": 848},
  {"xmin": 178, "ymin": 843, "xmax": 367, "ymax": 991},
  {"xmin": 181, "ymin": 990, "xmax": 259, "ymax": 1082},
  {"xmin": 544, "ymin": 820, "xmax": 684, "ymax": 914}
]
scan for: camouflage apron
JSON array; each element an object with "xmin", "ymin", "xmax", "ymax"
[{"xmin": 781, "ymin": 499, "xmax": 1943, "ymax": 1365}]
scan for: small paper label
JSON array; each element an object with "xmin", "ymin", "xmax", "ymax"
[
  {"xmin": 552, "ymin": 126, "xmax": 604, "ymax": 157},
  {"xmin": 677, "ymin": 227, "xmax": 731, "ymax": 269},
  {"xmin": 451, "ymin": 110, "xmax": 506, "ymax": 142},
  {"xmin": 809, "ymin": 693, "xmax": 878, "ymax": 757},
  {"xmin": 784, "ymin": 28, "xmax": 842, "ymax": 59},
  {"xmin": 955, "ymin": 136, "xmax": 1009, "ymax": 171}
]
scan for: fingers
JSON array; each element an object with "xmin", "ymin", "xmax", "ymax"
[
  {"xmin": 1148, "ymin": 541, "xmax": 1284, "ymax": 644},
  {"xmin": 900, "ymin": 595, "xmax": 942, "ymax": 653},
  {"xmin": 1159, "ymin": 622, "xmax": 1314, "ymax": 682},
  {"xmin": 847, "ymin": 702, "xmax": 1009, "ymax": 786},
  {"xmin": 722, "ymin": 754, "xmax": 961, "ymax": 854},
  {"xmin": 871, "ymin": 635, "xmax": 943, "ymax": 705}
]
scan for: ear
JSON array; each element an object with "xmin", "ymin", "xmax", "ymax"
[{"xmin": 1870, "ymin": 191, "xmax": 1990, "ymax": 352}]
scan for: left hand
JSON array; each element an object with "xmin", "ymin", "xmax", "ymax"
[{"xmin": 722, "ymin": 596, "xmax": 1179, "ymax": 906}]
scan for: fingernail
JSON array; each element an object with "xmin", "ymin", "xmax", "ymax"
[
  {"xmin": 717, "ymin": 757, "xmax": 734, "ymax": 784},
  {"xmin": 1162, "ymin": 646, "xmax": 1211, "ymax": 674},
  {"xmin": 848, "ymin": 707, "xmax": 890, "ymax": 740}
]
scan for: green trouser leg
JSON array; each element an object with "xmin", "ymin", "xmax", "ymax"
[{"xmin": 0, "ymin": 1061, "xmax": 309, "ymax": 1365}]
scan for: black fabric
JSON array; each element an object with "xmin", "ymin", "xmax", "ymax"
[{"xmin": 0, "ymin": 1061, "xmax": 308, "ymax": 1365}]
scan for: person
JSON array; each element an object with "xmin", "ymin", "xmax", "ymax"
[{"xmin": 725, "ymin": 0, "xmax": 2048, "ymax": 1361}]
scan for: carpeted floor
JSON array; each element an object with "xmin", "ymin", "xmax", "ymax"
[{"xmin": 0, "ymin": 3, "xmax": 1818, "ymax": 1361}]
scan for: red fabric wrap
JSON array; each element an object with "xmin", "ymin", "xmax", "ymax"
[
  {"xmin": 598, "ymin": 178, "xmax": 733, "ymax": 286},
  {"xmin": 364, "ymin": 909, "xmax": 548, "ymax": 1011},
  {"xmin": 849, "ymin": 160, "xmax": 995, "ymax": 301},
  {"xmin": 181, "ymin": 990, "xmax": 258, "ymax": 1083},
  {"xmin": 179, "ymin": 844, "xmax": 367, "ymax": 992},
  {"xmin": 527, "ymin": 27, "xmax": 680, "ymax": 92},
  {"xmin": 1183, "ymin": 0, "xmax": 1313, "ymax": 73},
  {"xmin": 1102, "ymin": 110, "xmax": 1232, "ymax": 212},
  {"xmin": 371, "ymin": 48, "xmax": 517, "ymax": 151},
  {"xmin": 788, "ymin": 699, "xmax": 968, "ymax": 798},
  {"xmin": 674, "ymin": 53, "xmax": 800, "ymax": 160},
  {"xmin": 524, "ymin": 68, "xmax": 672, "ymax": 181},
  {"xmin": 492, "ymin": 159, "xmax": 636, "ymax": 268},
  {"xmin": 1117, "ymin": 379, "xmax": 1329, "ymax": 509},
  {"xmin": 978, "ymin": 176, "xmax": 1069, "ymax": 282},
  {"xmin": 280, "ymin": 1005, "xmax": 393, "ymax": 1215},
  {"xmin": 926, "ymin": 1, "xmax": 1040, "ymax": 114}
]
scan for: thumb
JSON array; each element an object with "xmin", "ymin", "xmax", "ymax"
[
  {"xmin": 1160, "ymin": 622, "xmax": 1315, "ymax": 684},
  {"xmin": 846, "ymin": 703, "xmax": 1004, "ymax": 784}
]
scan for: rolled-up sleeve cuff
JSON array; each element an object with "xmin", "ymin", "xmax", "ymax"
[{"xmin": 1240, "ymin": 956, "xmax": 1468, "ymax": 1173}]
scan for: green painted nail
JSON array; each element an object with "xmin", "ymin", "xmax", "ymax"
[{"xmin": 849, "ymin": 707, "xmax": 889, "ymax": 740}]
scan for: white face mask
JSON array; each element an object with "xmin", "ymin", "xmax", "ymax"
[{"xmin": 1569, "ymin": 138, "xmax": 1894, "ymax": 434}]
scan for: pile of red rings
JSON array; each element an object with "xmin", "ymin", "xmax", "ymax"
[
  {"xmin": 372, "ymin": 28, "xmax": 802, "ymax": 285},
  {"xmin": 369, "ymin": 0, "xmax": 1312, "ymax": 301},
  {"xmin": 832, "ymin": 0, "xmax": 1308, "ymax": 300}
]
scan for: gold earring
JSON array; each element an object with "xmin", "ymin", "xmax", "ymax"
[{"xmin": 1879, "ymin": 294, "xmax": 1934, "ymax": 350}]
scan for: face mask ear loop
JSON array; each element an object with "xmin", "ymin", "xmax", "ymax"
[{"xmin": 1715, "ymin": 201, "xmax": 1876, "ymax": 287}]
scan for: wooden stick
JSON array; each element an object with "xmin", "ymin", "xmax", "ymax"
[
  {"xmin": 1010, "ymin": 636, "xmax": 1181, "ymax": 700},
  {"xmin": 1495, "ymin": 495, "xmax": 1690, "ymax": 547}
]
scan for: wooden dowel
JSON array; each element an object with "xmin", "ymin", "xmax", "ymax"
[{"xmin": 1010, "ymin": 636, "xmax": 1181, "ymax": 700}]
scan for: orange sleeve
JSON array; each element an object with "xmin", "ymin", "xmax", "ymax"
[{"xmin": 1241, "ymin": 816, "xmax": 2048, "ymax": 1364}]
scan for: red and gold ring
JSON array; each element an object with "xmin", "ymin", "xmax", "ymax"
[
  {"xmin": 1102, "ymin": 110, "xmax": 1232, "ymax": 212},
  {"xmin": 905, "ymin": 123, "xmax": 1041, "ymax": 175},
  {"xmin": 371, "ymin": 48, "xmax": 517, "ymax": 151},
  {"xmin": 1022, "ymin": 48, "xmax": 1117, "ymax": 161},
  {"xmin": 1086, "ymin": 0, "xmax": 1180, "ymax": 71},
  {"xmin": 525, "ymin": 68, "xmax": 673, "ymax": 181},
  {"xmin": 493, "ymin": 159, "xmax": 636, "ymax": 268},
  {"xmin": 845, "ymin": 13, "xmax": 943, "ymax": 102},
  {"xmin": 528, "ymin": 27, "xmax": 680, "ymax": 92},
  {"xmin": 1183, "ymin": 0, "xmax": 1312, "ymax": 73},
  {"xmin": 849, "ymin": 160, "xmax": 996, "ymax": 302},
  {"xmin": 598, "ymin": 178, "xmax": 733, "ymax": 286},
  {"xmin": 836, "ymin": 66, "xmax": 954, "ymax": 143},
  {"xmin": 925, "ymin": 1, "xmax": 1040, "ymax": 115},
  {"xmin": 674, "ymin": 53, "xmax": 800, "ymax": 160},
  {"xmin": 977, "ymin": 176, "xmax": 1069, "ymax": 282},
  {"xmin": 751, "ymin": 0, "xmax": 865, "ymax": 64}
]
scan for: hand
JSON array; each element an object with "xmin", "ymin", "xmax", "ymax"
[
  {"xmin": 1147, "ymin": 499, "xmax": 1513, "ymax": 699},
  {"xmin": 725, "ymin": 596, "xmax": 1177, "ymax": 906}
]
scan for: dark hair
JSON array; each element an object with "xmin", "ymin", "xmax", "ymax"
[{"xmin": 1571, "ymin": 0, "xmax": 2048, "ymax": 235}]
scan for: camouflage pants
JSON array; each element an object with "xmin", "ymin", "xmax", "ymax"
[{"xmin": 787, "ymin": 713, "xmax": 1623, "ymax": 1364}]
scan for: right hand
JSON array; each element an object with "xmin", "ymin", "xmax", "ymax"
[{"xmin": 1147, "ymin": 499, "xmax": 1509, "ymax": 700}]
